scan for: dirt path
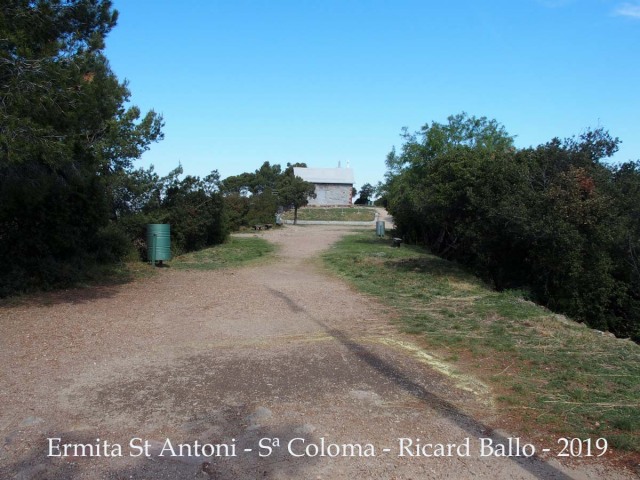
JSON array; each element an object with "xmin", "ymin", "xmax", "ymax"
[{"xmin": 0, "ymin": 225, "xmax": 633, "ymax": 479}]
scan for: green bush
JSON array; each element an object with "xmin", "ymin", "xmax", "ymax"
[
  {"xmin": 93, "ymin": 224, "xmax": 134, "ymax": 264},
  {"xmin": 385, "ymin": 114, "xmax": 639, "ymax": 341},
  {"xmin": 0, "ymin": 1, "xmax": 162, "ymax": 296}
]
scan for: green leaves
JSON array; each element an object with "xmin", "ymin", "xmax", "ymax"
[
  {"xmin": 384, "ymin": 114, "xmax": 639, "ymax": 341},
  {"xmin": 1, "ymin": 1, "xmax": 123, "ymax": 166},
  {"xmin": 220, "ymin": 161, "xmax": 316, "ymax": 227},
  {"xmin": 276, "ymin": 173, "xmax": 316, "ymax": 224},
  {"xmin": 354, "ymin": 182, "xmax": 374, "ymax": 204},
  {"xmin": 0, "ymin": 1, "xmax": 168, "ymax": 295}
]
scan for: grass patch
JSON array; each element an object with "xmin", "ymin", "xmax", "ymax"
[
  {"xmin": 322, "ymin": 232, "xmax": 640, "ymax": 453},
  {"xmin": 282, "ymin": 207, "xmax": 376, "ymax": 222},
  {"xmin": 171, "ymin": 236, "xmax": 275, "ymax": 270}
]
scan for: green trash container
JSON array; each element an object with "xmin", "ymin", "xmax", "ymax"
[{"xmin": 147, "ymin": 224, "xmax": 171, "ymax": 264}]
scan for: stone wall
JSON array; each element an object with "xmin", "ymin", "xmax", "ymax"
[{"xmin": 308, "ymin": 183, "xmax": 352, "ymax": 206}]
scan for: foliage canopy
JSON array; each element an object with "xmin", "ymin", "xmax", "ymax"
[
  {"xmin": 221, "ymin": 161, "xmax": 316, "ymax": 227},
  {"xmin": 0, "ymin": 1, "xmax": 227, "ymax": 295},
  {"xmin": 385, "ymin": 113, "xmax": 639, "ymax": 341}
]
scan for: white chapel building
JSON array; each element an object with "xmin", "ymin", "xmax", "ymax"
[{"xmin": 293, "ymin": 167, "xmax": 355, "ymax": 206}]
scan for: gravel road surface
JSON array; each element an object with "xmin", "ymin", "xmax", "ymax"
[{"xmin": 0, "ymin": 225, "xmax": 633, "ymax": 479}]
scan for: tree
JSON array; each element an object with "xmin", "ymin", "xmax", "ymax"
[
  {"xmin": 0, "ymin": 1, "xmax": 164, "ymax": 295},
  {"xmin": 283, "ymin": 162, "xmax": 307, "ymax": 176},
  {"xmin": 251, "ymin": 161, "xmax": 282, "ymax": 194},
  {"xmin": 220, "ymin": 163, "xmax": 283, "ymax": 227},
  {"xmin": 355, "ymin": 183, "xmax": 375, "ymax": 205},
  {"xmin": 159, "ymin": 169, "xmax": 227, "ymax": 253},
  {"xmin": 220, "ymin": 172, "xmax": 254, "ymax": 196},
  {"xmin": 384, "ymin": 113, "xmax": 639, "ymax": 340},
  {"xmin": 384, "ymin": 112, "xmax": 515, "ymax": 243},
  {"xmin": 277, "ymin": 175, "xmax": 316, "ymax": 225},
  {"xmin": 373, "ymin": 181, "xmax": 388, "ymax": 207},
  {"xmin": 385, "ymin": 112, "xmax": 515, "ymax": 175}
]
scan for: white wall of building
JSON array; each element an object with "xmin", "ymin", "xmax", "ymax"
[{"xmin": 308, "ymin": 184, "xmax": 352, "ymax": 206}]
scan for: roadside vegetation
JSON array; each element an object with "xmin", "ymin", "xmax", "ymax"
[
  {"xmin": 281, "ymin": 207, "xmax": 377, "ymax": 222},
  {"xmin": 171, "ymin": 236, "xmax": 275, "ymax": 270},
  {"xmin": 221, "ymin": 161, "xmax": 316, "ymax": 228},
  {"xmin": 0, "ymin": 2, "xmax": 311, "ymax": 298},
  {"xmin": 380, "ymin": 113, "xmax": 640, "ymax": 342},
  {"xmin": 323, "ymin": 233, "xmax": 640, "ymax": 454},
  {"xmin": 0, "ymin": 2, "xmax": 229, "ymax": 297}
]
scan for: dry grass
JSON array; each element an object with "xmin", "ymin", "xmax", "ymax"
[{"xmin": 322, "ymin": 232, "xmax": 640, "ymax": 455}]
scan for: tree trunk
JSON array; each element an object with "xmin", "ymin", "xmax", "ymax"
[{"xmin": 293, "ymin": 206, "xmax": 298, "ymax": 225}]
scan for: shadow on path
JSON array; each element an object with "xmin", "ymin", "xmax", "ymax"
[{"xmin": 267, "ymin": 287, "xmax": 572, "ymax": 480}]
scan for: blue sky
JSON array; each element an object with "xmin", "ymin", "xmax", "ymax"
[{"xmin": 105, "ymin": 0, "xmax": 640, "ymax": 189}]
